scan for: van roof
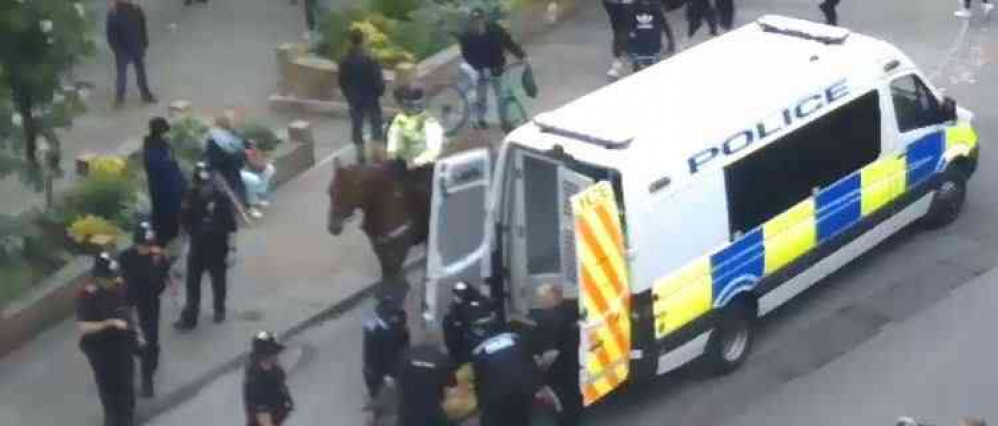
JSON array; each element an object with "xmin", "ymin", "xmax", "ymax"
[{"xmin": 511, "ymin": 15, "xmax": 912, "ymax": 190}]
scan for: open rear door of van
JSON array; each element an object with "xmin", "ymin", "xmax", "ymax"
[
  {"xmin": 424, "ymin": 149, "xmax": 492, "ymax": 325},
  {"xmin": 571, "ymin": 181, "xmax": 632, "ymax": 406}
]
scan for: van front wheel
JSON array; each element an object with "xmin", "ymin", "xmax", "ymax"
[
  {"xmin": 705, "ymin": 301, "xmax": 755, "ymax": 375},
  {"xmin": 923, "ymin": 168, "xmax": 968, "ymax": 229}
]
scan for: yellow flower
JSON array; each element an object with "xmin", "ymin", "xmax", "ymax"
[
  {"xmin": 67, "ymin": 215, "xmax": 122, "ymax": 245},
  {"xmin": 88, "ymin": 156, "xmax": 127, "ymax": 179}
]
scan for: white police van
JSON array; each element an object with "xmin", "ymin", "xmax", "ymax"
[{"xmin": 423, "ymin": 15, "xmax": 980, "ymax": 406}]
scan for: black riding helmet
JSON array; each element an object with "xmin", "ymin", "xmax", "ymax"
[
  {"xmin": 133, "ymin": 220, "xmax": 156, "ymax": 246},
  {"xmin": 398, "ymin": 85, "xmax": 427, "ymax": 116},
  {"xmin": 92, "ymin": 251, "xmax": 120, "ymax": 279},
  {"xmin": 375, "ymin": 293, "xmax": 407, "ymax": 328},
  {"xmin": 251, "ymin": 331, "xmax": 286, "ymax": 357}
]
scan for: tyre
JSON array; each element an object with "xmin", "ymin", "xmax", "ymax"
[
  {"xmin": 704, "ymin": 299, "xmax": 755, "ymax": 375},
  {"xmin": 427, "ymin": 86, "xmax": 469, "ymax": 137},
  {"xmin": 922, "ymin": 167, "xmax": 968, "ymax": 229}
]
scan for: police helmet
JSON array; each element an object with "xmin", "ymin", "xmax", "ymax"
[
  {"xmin": 92, "ymin": 251, "xmax": 120, "ymax": 279},
  {"xmin": 452, "ymin": 281, "xmax": 475, "ymax": 304},
  {"xmin": 375, "ymin": 293, "xmax": 407, "ymax": 328},
  {"xmin": 133, "ymin": 220, "xmax": 156, "ymax": 246},
  {"xmin": 192, "ymin": 161, "xmax": 211, "ymax": 184},
  {"xmin": 399, "ymin": 85, "xmax": 427, "ymax": 115},
  {"xmin": 251, "ymin": 331, "xmax": 286, "ymax": 356}
]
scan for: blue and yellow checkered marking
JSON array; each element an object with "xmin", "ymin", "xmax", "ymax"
[{"xmin": 653, "ymin": 126, "xmax": 976, "ymax": 340}]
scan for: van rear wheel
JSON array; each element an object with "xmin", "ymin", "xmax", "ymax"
[
  {"xmin": 923, "ymin": 168, "xmax": 968, "ymax": 229},
  {"xmin": 705, "ymin": 301, "xmax": 755, "ymax": 375}
]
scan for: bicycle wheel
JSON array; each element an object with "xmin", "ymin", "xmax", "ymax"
[{"xmin": 427, "ymin": 85, "xmax": 469, "ymax": 137}]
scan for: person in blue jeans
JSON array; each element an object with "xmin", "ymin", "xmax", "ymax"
[
  {"xmin": 106, "ymin": 0, "xmax": 157, "ymax": 108},
  {"xmin": 458, "ymin": 8, "xmax": 528, "ymax": 133}
]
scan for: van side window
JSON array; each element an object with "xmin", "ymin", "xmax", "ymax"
[
  {"xmin": 725, "ymin": 90, "xmax": 882, "ymax": 236},
  {"xmin": 890, "ymin": 75, "xmax": 942, "ymax": 132}
]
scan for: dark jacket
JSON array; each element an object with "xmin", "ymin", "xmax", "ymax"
[
  {"xmin": 143, "ymin": 135, "xmax": 187, "ymax": 243},
  {"xmin": 338, "ymin": 47, "xmax": 386, "ymax": 105},
  {"xmin": 106, "ymin": 2, "xmax": 149, "ymax": 56},
  {"xmin": 458, "ymin": 22, "xmax": 526, "ymax": 75}
]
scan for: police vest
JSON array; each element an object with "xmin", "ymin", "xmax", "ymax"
[{"xmin": 391, "ymin": 113, "xmax": 439, "ymax": 163}]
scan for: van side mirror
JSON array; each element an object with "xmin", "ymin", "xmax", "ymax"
[{"xmin": 940, "ymin": 97, "xmax": 957, "ymax": 123}]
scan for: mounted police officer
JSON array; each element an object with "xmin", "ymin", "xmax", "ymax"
[
  {"xmin": 174, "ymin": 162, "xmax": 237, "ymax": 331},
  {"xmin": 244, "ymin": 331, "xmax": 295, "ymax": 426},
  {"xmin": 386, "ymin": 85, "xmax": 444, "ymax": 205},
  {"xmin": 468, "ymin": 308, "xmax": 546, "ymax": 426},
  {"xmin": 77, "ymin": 252, "xmax": 141, "ymax": 426},
  {"xmin": 363, "ymin": 294, "xmax": 410, "ymax": 400},
  {"xmin": 119, "ymin": 220, "xmax": 170, "ymax": 397},
  {"xmin": 442, "ymin": 281, "xmax": 486, "ymax": 366}
]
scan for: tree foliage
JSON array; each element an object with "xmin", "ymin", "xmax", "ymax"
[{"xmin": 0, "ymin": 0, "xmax": 95, "ymax": 165}]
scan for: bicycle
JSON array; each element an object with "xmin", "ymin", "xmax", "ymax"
[{"xmin": 426, "ymin": 61, "xmax": 532, "ymax": 136}]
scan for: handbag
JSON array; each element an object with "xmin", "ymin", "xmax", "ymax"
[{"xmin": 521, "ymin": 63, "xmax": 539, "ymax": 99}]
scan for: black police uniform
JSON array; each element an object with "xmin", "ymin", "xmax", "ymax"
[
  {"xmin": 363, "ymin": 303, "xmax": 410, "ymax": 398},
  {"xmin": 178, "ymin": 178, "xmax": 237, "ymax": 327},
  {"xmin": 243, "ymin": 362, "xmax": 294, "ymax": 426},
  {"xmin": 442, "ymin": 292, "xmax": 487, "ymax": 366},
  {"xmin": 396, "ymin": 343, "xmax": 455, "ymax": 426},
  {"xmin": 119, "ymin": 243, "xmax": 169, "ymax": 395},
  {"xmin": 77, "ymin": 282, "xmax": 137, "ymax": 426},
  {"xmin": 471, "ymin": 330, "xmax": 542, "ymax": 426},
  {"xmin": 528, "ymin": 303, "xmax": 582, "ymax": 426}
]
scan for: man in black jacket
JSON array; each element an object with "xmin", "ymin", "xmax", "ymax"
[
  {"xmin": 458, "ymin": 8, "xmax": 527, "ymax": 132},
  {"xmin": 339, "ymin": 28, "xmax": 386, "ymax": 164},
  {"xmin": 106, "ymin": 0, "xmax": 156, "ymax": 108}
]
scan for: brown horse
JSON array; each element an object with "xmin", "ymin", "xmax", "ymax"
[{"xmin": 326, "ymin": 156, "xmax": 430, "ymax": 292}]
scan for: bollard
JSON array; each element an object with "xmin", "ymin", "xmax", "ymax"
[{"xmin": 287, "ymin": 120, "xmax": 314, "ymax": 144}]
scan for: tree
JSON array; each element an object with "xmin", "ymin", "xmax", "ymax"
[{"xmin": 0, "ymin": 0, "xmax": 95, "ymax": 166}]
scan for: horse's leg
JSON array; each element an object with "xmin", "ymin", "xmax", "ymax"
[{"xmin": 374, "ymin": 240, "xmax": 411, "ymax": 302}]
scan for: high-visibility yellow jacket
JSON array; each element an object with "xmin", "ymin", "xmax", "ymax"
[{"xmin": 386, "ymin": 112, "xmax": 444, "ymax": 168}]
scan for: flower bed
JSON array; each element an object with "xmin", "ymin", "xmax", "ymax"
[{"xmin": 0, "ymin": 114, "xmax": 285, "ymax": 310}]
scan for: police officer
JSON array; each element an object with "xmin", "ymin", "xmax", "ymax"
[
  {"xmin": 626, "ymin": 0, "xmax": 676, "ymax": 73},
  {"xmin": 77, "ymin": 252, "xmax": 141, "ymax": 426},
  {"xmin": 442, "ymin": 281, "xmax": 486, "ymax": 365},
  {"xmin": 119, "ymin": 220, "xmax": 170, "ymax": 397},
  {"xmin": 395, "ymin": 342, "xmax": 456, "ymax": 426},
  {"xmin": 244, "ymin": 331, "xmax": 295, "ymax": 426},
  {"xmin": 174, "ymin": 162, "xmax": 237, "ymax": 331},
  {"xmin": 468, "ymin": 311, "xmax": 546, "ymax": 426},
  {"xmin": 527, "ymin": 284, "xmax": 581, "ymax": 426},
  {"xmin": 363, "ymin": 294, "xmax": 411, "ymax": 400}
]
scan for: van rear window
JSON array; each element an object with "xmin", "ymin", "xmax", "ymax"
[{"xmin": 724, "ymin": 90, "xmax": 882, "ymax": 235}]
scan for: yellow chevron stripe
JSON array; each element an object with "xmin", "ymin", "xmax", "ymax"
[
  {"xmin": 763, "ymin": 198, "xmax": 817, "ymax": 274},
  {"xmin": 861, "ymin": 155, "xmax": 906, "ymax": 216},
  {"xmin": 652, "ymin": 256, "xmax": 713, "ymax": 339}
]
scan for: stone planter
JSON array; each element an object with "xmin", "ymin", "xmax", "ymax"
[{"xmin": 269, "ymin": 0, "xmax": 580, "ymax": 115}]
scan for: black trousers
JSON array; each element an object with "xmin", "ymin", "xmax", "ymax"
[
  {"xmin": 687, "ymin": 0, "xmax": 719, "ymax": 37},
  {"xmin": 964, "ymin": 0, "xmax": 993, "ymax": 7},
  {"xmin": 602, "ymin": 1, "xmax": 629, "ymax": 58},
  {"xmin": 349, "ymin": 98, "xmax": 384, "ymax": 147},
  {"xmin": 83, "ymin": 342, "xmax": 135, "ymax": 426},
  {"xmin": 820, "ymin": 0, "xmax": 840, "ymax": 25},
  {"xmin": 113, "ymin": 52, "xmax": 153, "ymax": 102},
  {"xmin": 552, "ymin": 381, "xmax": 582, "ymax": 426},
  {"xmin": 135, "ymin": 298, "xmax": 161, "ymax": 381},
  {"xmin": 480, "ymin": 393, "xmax": 534, "ymax": 426},
  {"xmin": 182, "ymin": 243, "xmax": 228, "ymax": 322},
  {"xmin": 715, "ymin": 0, "xmax": 735, "ymax": 30}
]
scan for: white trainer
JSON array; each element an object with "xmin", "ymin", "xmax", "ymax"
[
  {"xmin": 983, "ymin": 2, "xmax": 995, "ymax": 16},
  {"xmin": 955, "ymin": 8, "xmax": 972, "ymax": 17}
]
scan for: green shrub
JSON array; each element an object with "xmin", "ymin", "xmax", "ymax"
[
  {"xmin": 236, "ymin": 121, "xmax": 283, "ymax": 153},
  {"xmin": 58, "ymin": 173, "xmax": 137, "ymax": 229},
  {"xmin": 167, "ymin": 116, "xmax": 209, "ymax": 164},
  {"xmin": 370, "ymin": 0, "xmax": 424, "ymax": 20}
]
